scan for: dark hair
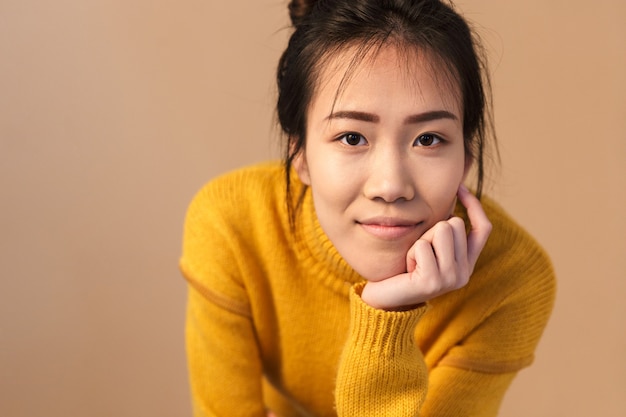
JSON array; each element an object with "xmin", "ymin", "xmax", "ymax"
[{"xmin": 278, "ymin": 0, "xmax": 495, "ymax": 220}]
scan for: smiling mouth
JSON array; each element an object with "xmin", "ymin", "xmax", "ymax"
[{"xmin": 357, "ymin": 220, "xmax": 422, "ymax": 241}]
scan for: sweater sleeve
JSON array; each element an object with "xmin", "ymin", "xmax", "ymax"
[
  {"xmin": 180, "ymin": 183, "xmax": 266, "ymax": 417},
  {"xmin": 421, "ymin": 259, "xmax": 556, "ymax": 416},
  {"xmin": 422, "ymin": 230, "xmax": 556, "ymax": 415},
  {"xmin": 336, "ymin": 223, "xmax": 556, "ymax": 417},
  {"xmin": 335, "ymin": 283, "xmax": 429, "ymax": 416},
  {"xmin": 185, "ymin": 285, "xmax": 266, "ymax": 417},
  {"xmin": 334, "ymin": 289, "xmax": 523, "ymax": 417}
]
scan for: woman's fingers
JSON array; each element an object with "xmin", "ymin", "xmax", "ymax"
[
  {"xmin": 447, "ymin": 216, "xmax": 467, "ymax": 264},
  {"xmin": 428, "ymin": 221, "xmax": 456, "ymax": 282},
  {"xmin": 456, "ymin": 184, "xmax": 492, "ymax": 270},
  {"xmin": 411, "ymin": 239, "xmax": 441, "ymax": 291}
]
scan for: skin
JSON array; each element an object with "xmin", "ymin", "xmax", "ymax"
[{"xmin": 294, "ymin": 44, "xmax": 492, "ymax": 310}]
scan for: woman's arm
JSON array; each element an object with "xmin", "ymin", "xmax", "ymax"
[
  {"xmin": 336, "ymin": 263, "xmax": 554, "ymax": 417},
  {"xmin": 335, "ymin": 284, "xmax": 429, "ymax": 416},
  {"xmin": 181, "ymin": 183, "xmax": 267, "ymax": 417},
  {"xmin": 422, "ymin": 255, "xmax": 556, "ymax": 416},
  {"xmin": 186, "ymin": 284, "xmax": 266, "ymax": 417},
  {"xmin": 421, "ymin": 366, "xmax": 517, "ymax": 416}
]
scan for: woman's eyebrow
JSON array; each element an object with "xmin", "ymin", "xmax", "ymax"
[
  {"xmin": 325, "ymin": 109, "xmax": 458, "ymax": 123},
  {"xmin": 404, "ymin": 110, "xmax": 458, "ymax": 124},
  {"xmin": 325, "ymin": 110, "xmax": 379, "ymax": 122}
]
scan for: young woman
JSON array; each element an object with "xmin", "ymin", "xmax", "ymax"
[{"xmin": 180, "ymin": 1, "xmax": 556, "ymax": 416}]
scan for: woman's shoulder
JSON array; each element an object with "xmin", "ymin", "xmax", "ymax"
[
  {"xmin": 190, "ymin": 161, "xmax": 284, "ymax": 209},
  {"xmin": 473, "ymin": 195, "xmax": 555, "ymax": 292},
  {"xmin": 200, "ymin": 160, "xmax": 284, "ymax": 197},
  {"xmin": 184, "ymin": 161, "xmax": 289, "ymax": 234},
  {"xmin": 480, "ymin": 196, "xmax": 548, "ymax": 259}
]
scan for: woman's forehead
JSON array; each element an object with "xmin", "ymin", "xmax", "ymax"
[{"xmin": 311, "ymin": 42, "xmax": 463, "ymax": 114}]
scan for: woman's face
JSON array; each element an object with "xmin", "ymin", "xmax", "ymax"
[{"xmin": 294, "ymin": 45, "xmax": 468, "ymax": 281}]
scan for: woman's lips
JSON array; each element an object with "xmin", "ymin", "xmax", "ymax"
[{"xmin": 357, "ymin": 218, "xmax": 422, "ymax": 240}]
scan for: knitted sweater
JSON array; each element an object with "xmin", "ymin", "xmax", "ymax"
[{"xmin": 180, "ymin": 162, "xmax": 556, "ymax": 417}]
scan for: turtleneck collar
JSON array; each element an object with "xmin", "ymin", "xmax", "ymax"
[{"xmin": 292, "ymin": 185, "xmax": 364, "ymax": 293}]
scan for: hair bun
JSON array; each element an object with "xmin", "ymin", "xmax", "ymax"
[{"xmin": 288, "ymin": 0, "xmax": 318, "ymax": 27}]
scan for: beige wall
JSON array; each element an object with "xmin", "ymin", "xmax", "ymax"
[{"xmin": 1, "ymin": 1, "xmax": 624, "ymax": 416}]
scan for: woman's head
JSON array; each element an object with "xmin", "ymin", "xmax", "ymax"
[
  {"xmin": 293, "ymin": 44, "xmax": 468, "ymax": 280},
  {"xmin": 278, "ymin": 0, "xmax": 493, "ymax": 201}
]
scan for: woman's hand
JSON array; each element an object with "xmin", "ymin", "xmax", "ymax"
[{"xmin": 361, "ymin": 185, "xmax": 492, "ymax": 310}]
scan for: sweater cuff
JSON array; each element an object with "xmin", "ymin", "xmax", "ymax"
[
  {"xmin": 335, "ymin": 283, "xmax": 430, "ymax": 415},
  {"xmin": 348, "ymin": 282, "xmax": 428, "ymax": 357}
]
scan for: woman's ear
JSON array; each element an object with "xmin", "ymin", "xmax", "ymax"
[{"xmin": 291, "ymin": 140, "xmax": 311, "ymax": 185}]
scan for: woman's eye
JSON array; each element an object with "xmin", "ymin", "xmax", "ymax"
[
  {"xmin": 414, "ymin": 134, "xmax": 441, "ymax": 147},
  {"xmin": 339, "ymin": 133, "xmax": 367, "ymax": 146}
]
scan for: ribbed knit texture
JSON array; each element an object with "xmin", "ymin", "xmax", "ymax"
[{"xmin": 180, "ymin": 162, "xmax": 556, "ymax": 417}]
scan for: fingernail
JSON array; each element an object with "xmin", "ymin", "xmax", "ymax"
[{"xmin": 459, "ymin": 184, "xmax": 469, "ymax": 193}]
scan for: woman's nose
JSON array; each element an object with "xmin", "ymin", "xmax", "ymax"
[{"xmin": 362, "ymin": 149, "xmax": 416, "ymax": 203}]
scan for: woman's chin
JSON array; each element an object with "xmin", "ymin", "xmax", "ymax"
[{"xmin": 356, "ymin": 260, "xmax": 406, "ymax": 282}]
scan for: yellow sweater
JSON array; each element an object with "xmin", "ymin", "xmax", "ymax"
[{"xmin": 180, "ymin": 162, "xmax": 556, "ymax": 417}]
